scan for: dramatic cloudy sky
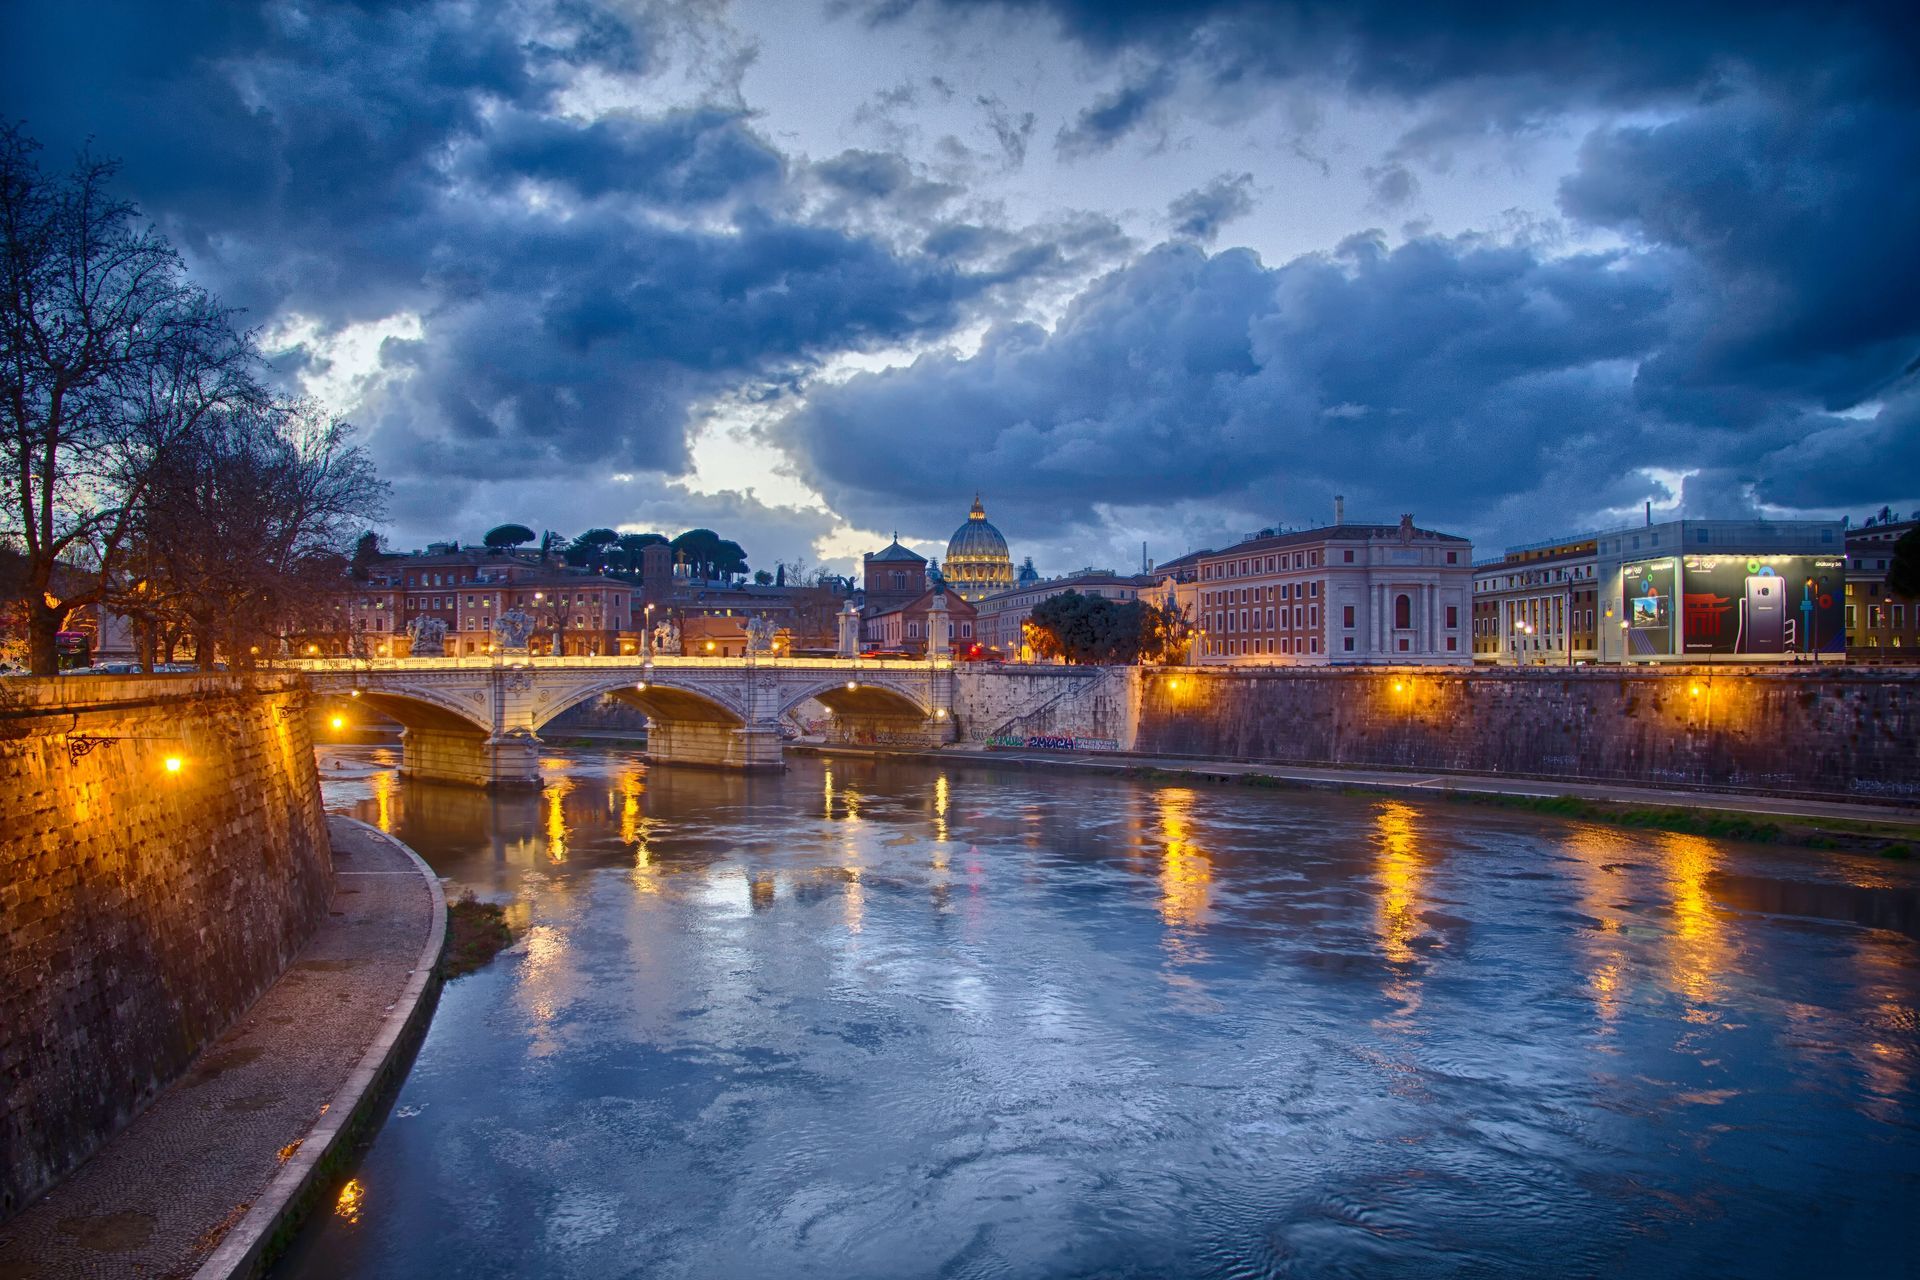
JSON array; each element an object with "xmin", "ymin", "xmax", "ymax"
[{"xmin": 6, "ymin": 0, "xmax": 1916, "ymax": 575}]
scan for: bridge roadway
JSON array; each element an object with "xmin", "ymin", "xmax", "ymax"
[{"xmin": 288, "ymin": 654, "xmax": 957, "ymax": 785}]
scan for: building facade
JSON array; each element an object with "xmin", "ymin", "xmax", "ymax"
[
  {"xmin": 1846, "ymin": 517, "xmax": 1919, "ymax": 657},
  {"xmin": 1471, "ymin": 536, "xmax": 1601, "ymax": 665},
  {"xmin": 1593, "ymin": 518, "xmax": 1846, "ymax": 663},
  {"xmin": 862, "ymin": 587, "xmax": 979, "ymax": 656},
  {"xmin": 1193, "ymin": 515, "xmax": 1473, "ymax": 665},
  {"xmin": 316, "ymin": 546, "xmax": 639, "ymax": 657}
]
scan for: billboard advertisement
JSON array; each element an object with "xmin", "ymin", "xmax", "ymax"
[
  {"xmin": 1621, "ymin": 558, "xmax": 1678, "ymax": 657},
  {"xmin": 1679, "ymin": 555, "xmax": 1845, "ymax": 657}
]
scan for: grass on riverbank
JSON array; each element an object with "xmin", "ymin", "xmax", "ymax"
[{"xmin": 442, "ymin": 893, "xmax": 514, "ymax": 978}]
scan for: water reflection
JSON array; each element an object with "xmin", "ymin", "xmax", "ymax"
[
  {"xmin": 1155, "ymin": 787, "xmax": 1211, "ymax": 931},
  {"xmin": 282, "ymin": 748, "xmax": 1920, "ymax": 1280}
]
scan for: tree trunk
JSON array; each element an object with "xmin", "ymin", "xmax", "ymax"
[{"xmin": 27, "ymin": 599, "xmax": 62, "ymax": 676}]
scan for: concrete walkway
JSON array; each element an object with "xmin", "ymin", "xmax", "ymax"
[
  {"xmin": 0, "ymin": 817, "xmax": 442, "ymax": 1280},
  {"xmin": 796, "ymin": 744, "xmax": 1920, "ymax": 829}
]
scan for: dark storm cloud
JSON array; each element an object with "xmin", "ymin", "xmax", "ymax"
[
  {"xmin": 778, "ymin": 233, "xmax": 1678, "ymax": 542},
  {"xmin": 0, "ymin": 0, "xmax": 1041, "ymax": 490},
  {"xmin": 471, "ymin": 108, "xmax": 785, "ymax": 204},
  {"xmin": 892, "ymin": 0, "xmax": 1916, "ymax": 111},
  {"xmin": 1167, "ymin": 173, "xmax": 1255, "ymax": 243},
  {"xmin": 1055, "ymin": 70, "xmax": 1175, "ymax": 156}
]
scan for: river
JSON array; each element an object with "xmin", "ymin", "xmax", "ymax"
[{"xmin": 275, "ymin": 746, "xmax": 1920, "ymax": 1278}]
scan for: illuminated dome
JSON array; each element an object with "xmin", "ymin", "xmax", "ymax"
[{"xmin": 945, "ymin": 496, "xmax": 1016, "ymax": 602}]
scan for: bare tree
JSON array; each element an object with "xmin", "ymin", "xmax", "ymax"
[
  {"xmin": 134, "ymin": 400, "xmax": 386, "ymax": 667},
  {"xmin": 0, "ymin": 125, "xmax": 258, "ymax": 673}
]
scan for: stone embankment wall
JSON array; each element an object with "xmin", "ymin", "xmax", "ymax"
[
  {"xmin": 947, "ymin": 664, "xmax": 1917, "ymax": 798},
  {"xmin": 952, "ymin": 667, "xmax": 1141, "ymax": 750},
  {"xmin": 1125, "ymin": 666, "xmax": 1918, "ymax": 799},
  {"xmin": 0, "ymin": 675, "xmax": 332, "ymax": 1220}
]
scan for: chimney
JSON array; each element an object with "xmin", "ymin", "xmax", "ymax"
[
  {"xmin": 1334, "ymin": 495, "xmax": 1345, "ymax": 526},
  {"xmin": 1645, "ymin": 499, "xmax": 1652, "ymax": 527}
]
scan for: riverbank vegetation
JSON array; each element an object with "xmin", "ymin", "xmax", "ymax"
[{"xmin": 442, "ymin": 894, "xmax": 514, "ymax": 978}]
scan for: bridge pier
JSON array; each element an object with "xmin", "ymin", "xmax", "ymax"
[
  {"xmin": 645, "ymin": 721, "xmax": 784, "ymax": 772},
  {"xmin": 400, "ymin": 727, "xmax": 543, "ymax": 787}
]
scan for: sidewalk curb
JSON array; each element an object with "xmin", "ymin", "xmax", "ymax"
[{"xmin": 192, "ymin": 817, "xmax": 447, "ymax": 1280}]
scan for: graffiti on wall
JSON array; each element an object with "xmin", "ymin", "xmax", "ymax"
[{"xmin": 986, "ymin": 734, "xmax": 1119, "ymax": 752}]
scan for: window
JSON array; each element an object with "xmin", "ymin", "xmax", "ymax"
[
  {"xmin": 1446, "ymin": 605, "xmax": 1458, "ymax": 628},
  {"xmin": 1447, "ymin": 637, "xmax": 1457, "ymax": 651},
  {"xmin": 908, "ymin": 622, "xmax": 920, "ymax": 639},
  {"xmin": 1447, "ymin": 551, "xmax": 1458, "ymax": 564},
  {"xmin": 1395, "ymin": 594, "xmax": 1412, "ymax": 629},
  {"xmin": 1344, "ymin": 549, "xmax": 1354, "ymax": 563},
  {"xmin": 1266, "ymin": 608, "xmax": 1274, "ymax": 629},
  {"xmin": 1698, "ymin": 528, "xmax": 1711, "ymax": 544},
  {"xmin": 1343, "ymin": 605, "xmax": 1355, "ymax": 628},
  {"xmin": 1310, "ymin": 582, "xmax": 1319, "ymax": 598},
  {"xmin": 961, "ymin": 622, "xmax": 973, "ymax": 638},
  {"xmin": 1310, "ymin": 605, "xmax": 1319, "ymax": 627},
  {"xmin": 1310, "ymin": 637, "xmax": 1319, "ymax": 653},
  {"xmin": 1398, "ymin": 637, "xmax": 1410, "ymax": 651}
]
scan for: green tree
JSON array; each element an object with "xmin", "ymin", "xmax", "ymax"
[
  {"xmin": 483, "ymin": 522, "xmax": 536, "ymax": 552},
  {"xmin": 1889, "ymin": 527, "xmax": 1920, "ymax": 600},
  {"xmin": 1025, "ymin": 591, "xmax": 1191, "ymax": 665},
  {"xmin": 753, "ymin": 569, "xmax": 773, "ymax": 585},
  {"xmin": 349, "ymin": 530, "xmax": 386, "ymax": 581},
  {"xmin": 670, "ymin": 528, "xmax": 748, "ymax": 579}
]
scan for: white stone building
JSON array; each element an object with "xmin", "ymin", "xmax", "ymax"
[{"xmin": 1192, "ymin": 513, "xmax": 1473, "ymax": 665}]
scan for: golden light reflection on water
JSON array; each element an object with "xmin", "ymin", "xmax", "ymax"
[
  {"xmin": 334, "ymin": 1177, "xmax": 365, "ymax": 1224},
  {"xmin": 1660, "ymin": 831, "xmax": 1730, "ymax": 1018},
  {"xmin": 1374, "ymin": 801, "xmax": 1422, "ymax": 966},
  {"xmin": 370, "ymin": 770, "xmax": 396, "ymax": 833},
  {"xmin": 543, "ymin": 775, "xmax": 574, "ymax": 863},
  {"xmin": 1852, "ymin": 940, "xmax": 1917, "ymax": 1115},
  {"xmin": 1155, "ymin": 788, "xmax": 1211, "ymax": 930},
  {"xmin": 1560, "ymin": 824, "xmax": 1633, "ymax": 1028},
  {"xmin": 617, "ymin": 768, "xmax": 645, "ymax": 847},
  {"xmin": 933, "ymin": 773, "xmax": 950, "ymax": 846}
]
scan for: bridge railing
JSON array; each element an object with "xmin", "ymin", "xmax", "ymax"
[{"xmin": 282, "ymin": 655, "xmax": 952, "ymax": 673}]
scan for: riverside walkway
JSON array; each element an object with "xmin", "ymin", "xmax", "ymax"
[{"xmin": 0, "ymin": 817, "xmax": 443, "ymax": 1280}]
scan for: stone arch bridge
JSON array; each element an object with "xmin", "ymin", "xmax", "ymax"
[{"xmin": 293, "ymin": 655, "xmax": 956, "ymax": 784}]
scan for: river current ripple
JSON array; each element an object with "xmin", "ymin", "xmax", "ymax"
[{"xmin": 276, "ymin": 747, "xmax": 1920, "ymax": 1279}]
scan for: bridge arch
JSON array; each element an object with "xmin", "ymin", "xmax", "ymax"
[
  {"xmin": 781, "ymin": 677, "xmax": 930, "ymax": 722},
  {"xmin": 322, "ymin": 686, "xmax": 493, "ymax": 737},
  {"xmin": 528, "ymin": 674, "xmax": 746, "ymax": 735}
]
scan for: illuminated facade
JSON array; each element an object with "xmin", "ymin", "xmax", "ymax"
[{"xmin": 943, "ymin": 497, "xmax": 1016, "ymax": 602}]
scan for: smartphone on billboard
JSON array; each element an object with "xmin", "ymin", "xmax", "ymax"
[{"xmin": 1744, "ymin": 574, "xmax": 1785, "ymax": 653}]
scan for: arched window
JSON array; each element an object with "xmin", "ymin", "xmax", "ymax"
[{"xmin": 1395, "ymin": 593, "xmax": 1412, "ymax": 629}]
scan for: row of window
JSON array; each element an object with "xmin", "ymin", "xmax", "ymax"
[
  {"xmin": 1853, "ymin": 604, "xmax": 1911, "ymax": 629},
  {"xmin": 1203, "ymin": 549, "xmax": 1323, "ymax": 580},
  {"xmin": 1205, "ymin": 637, "xmax": 1322, "ymax": 656},
  {"xmin": 1206, "ymin": 605, "xmax": 1320, "ymax": 634},
  {"xmin": 1204, "ymin": 581, "xmax": 1320, "ymax": 607},
  {"xmin": 903, "ymin": 621, "xmax": 975, "ymax": 640}
]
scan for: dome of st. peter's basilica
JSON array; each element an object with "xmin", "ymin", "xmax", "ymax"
[{"xmin": 943, "ymin": 496, "xmax": 1016, "ymax": 602}]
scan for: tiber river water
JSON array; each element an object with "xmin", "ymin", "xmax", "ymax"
[{"xmin": 275, "ymin": 746, "xmax": 1920, "ymax": 1279}]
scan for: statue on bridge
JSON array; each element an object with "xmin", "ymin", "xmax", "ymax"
[
  {"xmin": 651, "ymin": 618, "xmax": 680, "ymax": 655},
  {"xmin": 746, "ymin": 613, "xmax": 777, "ymax": 654},
  {"xmin": 406, "ymin": 614, "xmax": 448, "ymax": 657},
  {"xmin": 493, "ymin": 608, "xmax": 537, "ymax": 654}
]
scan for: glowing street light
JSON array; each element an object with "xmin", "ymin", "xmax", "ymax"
[{"xmin": 162, "ymin": 755, "xmax": 184, "ymax": 774}]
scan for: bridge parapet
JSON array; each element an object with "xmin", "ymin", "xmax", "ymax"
[{"xmin": 296, "ymin": 656, "xmax": 956, "ymax": 783}]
